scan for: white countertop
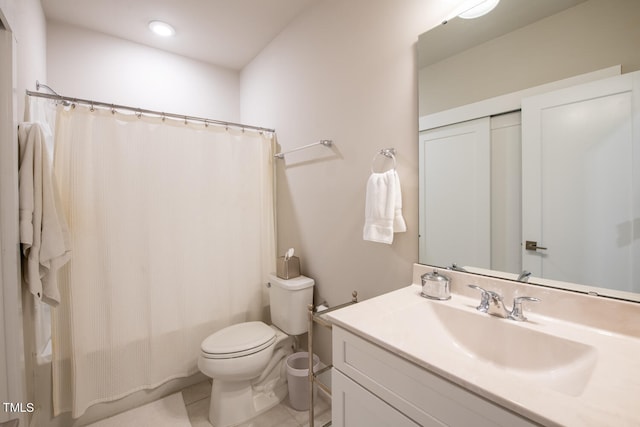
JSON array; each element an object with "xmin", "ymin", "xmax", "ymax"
[{"xmin": 326, "ymin": 280, "xmax": 640, "ymax": 426}]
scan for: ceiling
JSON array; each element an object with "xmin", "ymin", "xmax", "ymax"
[{"xmin": 40, "ymin": 0, "xmax": 318, "ymax": 70}]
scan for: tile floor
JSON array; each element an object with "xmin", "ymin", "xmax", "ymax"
[{"xmin": 183, "ymin": 380, "xmax": 332, "ymax": 427}]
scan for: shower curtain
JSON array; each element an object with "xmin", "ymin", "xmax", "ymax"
[{"xmin": 49, "ymin": 104, "xmax": 276, "ymax": 417}]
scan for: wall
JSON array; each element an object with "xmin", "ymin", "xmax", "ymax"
[
  {"xmin": 0, "ymin": 0, "xmax": 47, "ymax": 114},
  {"xmin": 241, "ymin": 0, "xmax": 449, "ymax": 362},
  {"xmin": 46, "ymin": 22, "xmax": 241, "ymax": 122},
  {"xmin": 419, "ymin": 0, "xmax": 640, "ymax": 115}
]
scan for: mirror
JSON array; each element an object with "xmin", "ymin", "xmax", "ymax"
[{"xmin": 417, "ymin": 0, "xmax": 640, "ymax": 301}]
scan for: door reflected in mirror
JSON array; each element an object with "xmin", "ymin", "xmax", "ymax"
[{"xmin": 417, "ymin": 0, "xmax": 640, "ymax": 301}]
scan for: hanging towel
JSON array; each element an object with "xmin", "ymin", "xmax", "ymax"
[
  {"xmin": 18, "ymin": 122, "xmax": 71, "ymax": 307},
  {"xmin": 24, "ymin": 94, "xmax": 57, "ymax": 156},
  {"xmin": 392, "ymin": 170, "xmax": 407, "ymax": 234},
  {"xmin": 363, "ymin": 169, "xmax": 406, "ymax": 244}
]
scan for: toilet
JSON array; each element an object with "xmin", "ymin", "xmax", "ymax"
[{"xmin": 198, "ymin": 274, "xmax": 314, "ymax": 427}]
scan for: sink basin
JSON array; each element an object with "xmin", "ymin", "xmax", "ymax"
[{"xmin": 429, "ymin": 301, "xmax": 598, "ymax": 396}]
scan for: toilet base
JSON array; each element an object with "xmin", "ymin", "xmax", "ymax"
[
  {"xmin": 208, "ymin": 338, "xmax": 292, "ymax": 427},
  {"xmin": 209, "ymin": 378, "xmax": 288, "ymax": 427}
]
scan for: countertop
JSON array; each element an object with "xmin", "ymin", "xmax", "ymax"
[{"xmin": 326, "ymin": 273, "xmax": 640, "ymax": 426}]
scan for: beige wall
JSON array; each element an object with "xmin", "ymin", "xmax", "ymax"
[
  {"xmin": 419, "ymin": 0, "xmax": 640, "ymax": 116},
  {"xmin": 241, "ymin": 0, "xmax": 448, "ymax": 361},
  {"xmin": 46, "ymin": 22, "xmax": 241, "ymax": 122},
  {"xmin": 0, "ymin": 0, "xmax": 47, "ymax": 115}
]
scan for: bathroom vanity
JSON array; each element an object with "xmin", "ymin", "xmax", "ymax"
[{"xmin": 327, "ymin": 264, "xmax": 640, "ymax": 426}]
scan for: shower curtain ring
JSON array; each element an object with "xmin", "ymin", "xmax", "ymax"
[
  {"xmin": 184, "ymin": 116, "xmax": 188, "ymax": 125},
  {"xmin": 136, "ymin": 109, "xmax": 142, "ymax": 119},
  {"xmin": 90, "ymin": 102, "xmax": 95, "ymax": 112},
  {"xmin": 161, "ymin": 113, "xmax": 166, "ymax": 122},
  {"xmin": 111, "ymin": 105, "xmax": 116, "ymax": 115},
  {"xmin": 204, "ymin": 120, "xmax": 209, "ymax": 127}
]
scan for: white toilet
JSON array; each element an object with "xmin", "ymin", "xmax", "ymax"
[{"xmin": 198, "ymin": 274, "xmax": 314, "ymax": 427}]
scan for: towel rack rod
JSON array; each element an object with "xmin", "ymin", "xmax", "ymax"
[{"xmin": 274, "ymin": 139, "xmax": 333, "ymax": 159}]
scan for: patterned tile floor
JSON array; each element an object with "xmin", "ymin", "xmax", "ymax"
[{"xmin": 183, "ymin": 380, "xmax": 332, "ymax": 427}]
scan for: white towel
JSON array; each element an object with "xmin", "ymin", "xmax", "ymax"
[
  {"xmin": 24, "ymin": 94, "xmax": 57, "ymax": 157},
  {"xmin": 18, "ymin": 122, "xmax": 71, "ymax": 307},
  {"xmin": 392, "ymin": 170, "xmax": 407, "ymax": 234},
  {"xmin": 363, "ymin": 169, "xmax": 406, "ymax": 244}
]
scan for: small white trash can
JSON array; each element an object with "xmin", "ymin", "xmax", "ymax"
[{"xmin": 286, "ymin": 351, "xmax": 320, "ymax": 411}]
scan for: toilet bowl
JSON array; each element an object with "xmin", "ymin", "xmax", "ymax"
[
  {"xmin": 197, "ymin": 274, "xmax": 314, "ymax": 427},
  {"xmin": 198, "ymin": 321, "xmax": 278, "ymax": 381}
]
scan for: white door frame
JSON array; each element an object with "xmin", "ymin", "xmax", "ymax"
[{"xmin": 0, "ymin": 7, "xmax": 28, "ymax": 426}]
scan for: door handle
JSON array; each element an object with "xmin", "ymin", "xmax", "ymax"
[{"xmin": 525, "ymin": 240, "xmax": 547, "ymax": 251}]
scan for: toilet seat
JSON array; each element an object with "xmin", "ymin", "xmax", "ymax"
[{"xmin": 201, "ymin": 321, "xmax": 276, "ymax": 359}]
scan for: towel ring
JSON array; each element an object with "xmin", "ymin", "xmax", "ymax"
[{"xmin": 370, "ymin": 148, "xmax": 396, "ymax": 173}]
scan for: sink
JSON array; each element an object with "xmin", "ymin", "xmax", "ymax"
[
  {"xmin": 326, "ymin": 280, "xmax": 640, "ymax": 426},
  {"xmin": 429, "ymin": 301, "xmax": 598, "ymax": 396}
]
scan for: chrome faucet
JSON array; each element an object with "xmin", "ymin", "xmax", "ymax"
[
  {"xmin": 447, "ymin": 263, "xmax": 467, "ymax": 272},
  {"xmin": 517, "ymin": 270, "xmax": 532, "ymax": 282},
  {"xmin": 467, "ymin": 285, "xmax": 490, "ymax": 312},
  {"xmin": 510, "ymin": 296, "xmax": 541, "ymax": 321},
  {"xmin": 486, "ymin": 291, "xmax": 511, "ymax": 318},
  {"xmin": 468, "ymin": 285, "xmax": 540, "ymax": 321}
]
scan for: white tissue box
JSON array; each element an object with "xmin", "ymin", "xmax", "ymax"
[{"xmin": 277, "ymin": 256, "xmax": 300, "ymax": 280}]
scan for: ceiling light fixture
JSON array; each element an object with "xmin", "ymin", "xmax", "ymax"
[
  {"xmin": 458, "ymin": 0, "xmax": 500, "ymax": 19},
  {"xmin": 148, "ymin": 20, "xmax": 175, "ymax": 37}
]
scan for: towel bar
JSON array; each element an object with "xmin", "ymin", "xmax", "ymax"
[
  {"xmin": 274, "ymin": 140, "xmax": 333, "ymax": 159},
  {"xmin": 307, "ymin": 291, "xmax": 358, "ymax": 427}
]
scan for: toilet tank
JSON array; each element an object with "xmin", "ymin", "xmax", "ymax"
[{"xmin": 269, "ymin": 274, "xmax": 314, "ymax": 335}]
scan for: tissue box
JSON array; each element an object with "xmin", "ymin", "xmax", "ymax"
[{"xmin": 277, "ymin": 256, "xmax": 300, "ymax": 280}]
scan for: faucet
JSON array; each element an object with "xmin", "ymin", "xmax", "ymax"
[
  {"xmin": 468, "ymin": 285, "xmax": 540, "ymax": 321},
  {"xmin": 486, "ymin": 291, "xmax": 511, "ymax": 318},
  {"xmin": 447, "ymin": 263, "xmax": 467, "ymax": 272},
  {"xmin": 517, "ymin": 270, "xmax": 531, "ymax": 282}
]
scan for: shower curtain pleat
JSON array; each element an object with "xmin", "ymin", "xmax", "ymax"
[{"xmin": 50, "ymin": 105, "xmax": 276, "ymax": 418}]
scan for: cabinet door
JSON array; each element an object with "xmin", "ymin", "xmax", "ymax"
[
  {"xmin": 332, "ymin": 369, "xmax": 422, "ymax": 427},
  {"xmin": 522, "ymin": 72, "xmax": 640, "ymax": 291},
  {"xmin": 419, "ymin": 117, "xmax": 491, "ymax": 269}
]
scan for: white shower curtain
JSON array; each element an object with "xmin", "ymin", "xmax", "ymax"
[{"xmin": 50, "ymin": 105, "xmax": 276, "ymax": 417}]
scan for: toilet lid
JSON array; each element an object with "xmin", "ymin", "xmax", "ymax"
[{"xmin": 201, "ymin": 321, "xmax": 276, "ymax": 359}]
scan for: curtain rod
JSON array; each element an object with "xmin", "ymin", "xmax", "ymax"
[{"xmin": 26, "ymin": 87, "xmax": 276, "ymax": 134}]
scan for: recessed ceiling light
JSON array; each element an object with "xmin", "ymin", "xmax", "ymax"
[
  {"xmin": 458, "ymin": 0, "xmax": 500, "ymax": 19},
  {"xmin": 148, "ymin": 20, "xmax": 175, "ymax": 37}
]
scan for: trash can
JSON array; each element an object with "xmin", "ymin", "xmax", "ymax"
[{"xmin": 286, "ymin": 351, "xmax": 320, "ymax": 411}]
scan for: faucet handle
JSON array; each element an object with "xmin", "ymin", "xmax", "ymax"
[
  {"xmin": 467, "ymin": 285, "xmax": 491, "ymax": 312},
  {"xmin": 509, "ymin": 296, "xmax": 541, "ymax": 322}
]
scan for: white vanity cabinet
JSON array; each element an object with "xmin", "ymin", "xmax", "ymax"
[
  {"xmin": 331, "ymin": 326, "xmax": 538, "ymax": 427},
  {"xmin": 332, "ymin": 370, "xmax": 421, "ymax": 427}
]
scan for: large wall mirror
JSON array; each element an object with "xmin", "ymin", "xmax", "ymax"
[{"xmin": 418, "ymin": 0, "xmax": 640, "ymax": 301}]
